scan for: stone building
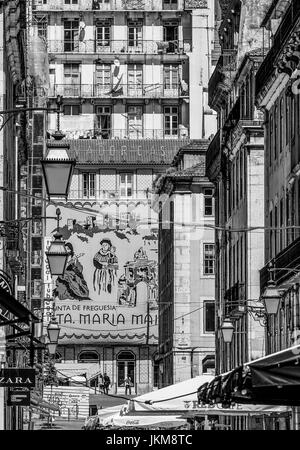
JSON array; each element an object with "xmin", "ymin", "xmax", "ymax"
[
  {"xmin": 154, "ymin": 140, "xmax": 215, "ymax": 387},
  {"xmin": 205, "ymin": 0, "xmax": 272, "ymax": 430},
  {"xmin": 256, "ymin": 0, "xmax": 300, "ymax": 430}
]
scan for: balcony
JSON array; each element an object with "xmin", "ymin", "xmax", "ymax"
[
  {"xmin": 33, "ymin": 0, "xmax": 186, "ymax": 11},
  {"xmin": 68, "ymin": 189, "xmax": 151, "ymax": 202},
  {"xmin": 205, "ymin": 129, "xmax": 221, "ymax": 182},
  {"xmin": 48, "ymin": 83, "xmax": 188, "ymax": 99},
  {"xmin": 47, "ymin": 39, "xmax": 191, "ymax": 55},
  {"xmin": 260, "ymin": 236, "xmax": 300, "ymax": 293},
  {"xmin": 184, "ymin": 0, "xmax": 207, "ymax": 8},
  {"xmin": 48, "ymin": 127, "xmax": 189, "ymax": 140},
  {"xmin": 256, "ymin": 0, "xmax": 300, "ymax": 97},
  {"xmin": 208, "ymin": 50, "xmax": 237, "ymax": 109}
]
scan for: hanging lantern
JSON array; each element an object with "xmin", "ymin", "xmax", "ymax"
[
  {"xmin": 41, "ymin": 143, "xmax": 76, "ymax": 200},
  {"xmin": 47, "ymin": 316, "xmax": 61, "ymax": 344},
  {"xmin": 261, "ymin": 280, "xmax": 281, "ymax": 315},
  {"xmin": 45, "ymin": 232, "xmax": 69, "ymax": 276},
  {"xmin": 220, "ymin": 318, "xmax": 235, "ymax": 344}
]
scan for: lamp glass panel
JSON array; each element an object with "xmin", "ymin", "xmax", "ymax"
[
  {"xmin": 46, "ymin": 254, "xmax": 67, "ymax": 276},
  {"xmin": 43, "ymin": 162, "xmax": 73, "ymax": 197},
  {"xmin": 47, "ymin": 323, "xmax": 60, "ymax": 343},
  {"xmin": 47, "ymin": 342, "xmax": 57, "ymax": 355},
  {"xmin": 263, "ymin": 296, "xmax": 280, "ymax": 315},
  {"xmin": 222, "ymin": 328, "xmax": 234, "ymax": 343}
]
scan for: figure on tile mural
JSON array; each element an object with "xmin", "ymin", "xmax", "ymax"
[
  {"xmin": 93, "ymin": 239, "xmax": 119, "ymax": 294},
  {"xmin": 54, "ymin": 243, "xmax": 90, "ymax": 300},
  {"xmin": 117, "ymin": 247, "xmax": 158, "ymax": 309}
]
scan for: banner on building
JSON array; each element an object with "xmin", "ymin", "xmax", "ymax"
[{"xmin": 45, "ymin": 203, "xmax": 159, "ymax": 344}]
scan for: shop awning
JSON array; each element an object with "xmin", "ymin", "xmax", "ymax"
[
  {"xmin": 31, "ymin": 393, "xmax": 60, "ymax": 412},
  {"xmin": 198, "ymin": 345, "xmax": 300, "ymax": 407},
  {"xmin": 0, "ymin": 286, "xmax": 39, "ymax": 327}
]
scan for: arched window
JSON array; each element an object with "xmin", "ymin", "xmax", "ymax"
[
  {"xmin": 78, "ymin": 350, "xmax": 100, "ymax": 363},
  {"xmin": 117, "ymin": 351, "xmax": 136, "ymax": 389}
]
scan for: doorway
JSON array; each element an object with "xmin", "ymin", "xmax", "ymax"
[{"xmin": 117, "ymin": 351, "xmax": 136, "ymax": 394}]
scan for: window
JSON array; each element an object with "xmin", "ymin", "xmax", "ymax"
[
  {"xmin": 95, "ymin": 63, "xmax": 111, "ymax": 96},
  {"xmin": 64, "ymin": 19, "xmax": 79, "ymax": 52},
  {"xmin": 128, "ymin": 21, "xmax": 142, "ymax": 49},
  {"xmin": 128, "ymin": 64, "xmax": 143, "ymax": 96},
  {"xmin": 204, "ymin": 302, "xmax": 215, "ymax": 333},
  {"xmin": 204, "ymin": 188, "xmax": 213, "ymax": 216},
  {"xmin": 83, "ymin": 173, "xmax": 96, "ymax": 198},
  {"xmin": 286, "ymin": 94, "xmax": 290, "ymax": 144},
  {"xmin": 96, "ymin": 105, "xmax": 111, "ymax": 139},
  {"xmin": 269, "ymin": 114, "xmax": 273, "ymax": 166},
  {"xmin": 119, "ymin": 173, "xmax": 133, "ymax": 198},
  {"xmin": 163, "ymin": 65, "xmax": 179, "ymax": 90},
  {"xmin": 163, "ymin": 0, "xmax": 178, "ymax": 7},
  {"xmin": 127, "ymin": 105, "xmax": 143, "ymax": 138},
  {"xmin": 164, "ymin": 106, "xmax": 178, "ymax": 136},
  {"xmin": 280, "ymin": 98, "xmax": 284, "ymax": 153},
  {"xmin": 163, "ymin": 21, "xmax": 179, "ymax": 53},
  {"xmin": 36, "ymin": 17, "xmax": 47, "ymax": 39},
  {"xmin": 64, "ymin": 63, "xmax": 80, "ymax": 96},
  {"xmin": 78, "ymin": 351, "xmax": 99, "ymax": 363},
  {"xmin": 65, "ymin": 0, "xmax": 78, "ymax": 3},
  {"xmin": 96, "ymin": 22, "xmax": 110, "ymax": 48},
  {"xmin": 203, "ymin": 243, "xmax": 215, "ymax": 275},
  {"xmin": 63, "ymin": 104, "xmax": 80, "ymax": 115},
  {"xmin": 274, "ymin": 105, "xmax": 278, "ymax": 160}
]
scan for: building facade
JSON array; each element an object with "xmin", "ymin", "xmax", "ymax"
[
  {"xmin": 256, "ymin": 0, "xmax": 300, "ymax": 429},
  {"xmin": 206, "ymin": 0, "xmax": 271, "ymax": 381},
  {"xmin": 33, "ymin": 0, "xmax": 218, "ymax": 396},
  {"xmin": 0, "ymin": 0, "xmax": 29, "ymax": 431},
  {"xmin": 154, "ymin": 141, "xmax": 215, "ymax": 387}
]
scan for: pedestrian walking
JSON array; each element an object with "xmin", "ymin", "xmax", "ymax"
[
  {"xmin": 124, "ymin": 376, "xmax": 133, "ymax": 396},
  {"xmin": 103, "ymin": 373, "xmax": 110, "ymax": 394},
  {"xmin": 98, "ymin": 373, "xmax": 104, "ymax": 393}
]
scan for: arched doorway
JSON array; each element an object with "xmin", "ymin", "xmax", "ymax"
[{"xmin": 117, "ymin": 351, "xmax": 136, "ymax": 394}]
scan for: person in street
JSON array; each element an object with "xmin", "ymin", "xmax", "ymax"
[
  {"xmin": 124, "ymin": 376, "xmax": 133, "ymax": 396},
  {"xmin": 103, "ymin": 373, "xmax": 110, "ymax": 394},
  {"xmin": 98, "ymin": 373, "xmax": 104, "ymax": 393}
]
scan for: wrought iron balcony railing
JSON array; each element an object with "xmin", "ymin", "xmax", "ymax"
[
  {"xmin": 68, "ymin": 189, "xmax": 151, "ymax": 201},
  {"xmin": 47, "ymin": 39, "xmax": 192, "ymax": 55},
  {"xmin": 260, "ymin": 236, "xmax": 300, "ymax": 293},
  {"xmin": 33, "ymin": 0, "xmax": 191, "ymax": 11},
  {"xmin": 48, "ymin": 127, "xmax": 189, "ymax": 140},
  {"xmin": 48, "ymin": 83, "xmax": 188, "ymax": 99}
]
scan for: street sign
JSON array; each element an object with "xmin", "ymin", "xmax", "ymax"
[
  {"xmin": 0, "ymin": 368, "xmax": 36, "ymax": 387},
  {"xmin": 7, "ymin": 389, "xmax": 30, "ymax": 406}
]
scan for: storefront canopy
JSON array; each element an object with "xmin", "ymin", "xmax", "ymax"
[
  {"xmin": 198, "ymin": 345, "xmax": 300, "ymax": 407},
  {"xmin": 31, "ymin": 393, "xmax": 60, "ymax": 413},
  {"xmin": 0, "ymin": 286, "xmax": 39, "ymax": 326}
]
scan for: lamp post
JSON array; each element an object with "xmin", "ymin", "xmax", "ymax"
[{"xmin": 45, "ymin": 208, "xmax": 69, "ymax": 277}]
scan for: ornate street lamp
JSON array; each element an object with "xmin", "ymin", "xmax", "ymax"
[
  {"xmin": 47, "ymin": 316, "xmax": 60, "ymax": 344},
  {"xmin": 261, "ymin": 262, "xmax": 282, "ymax": 315},
  {"xmin": 220, "ymin": 318, "xmax": 235, "ymax": 344},
  {"xmin": 261, "ymin": 280, "xmax": 281, "ymax": 315},
  {"xmin": 41, "ymin": 95, "xmax": 76, "ymax": 200},
  {"xmin": 41, "ymin": 142, "xmax": 75, "ymax": 200},
  {"xmin": 45, "ymin": 208, "xmax": 69, "ymax": 277}
]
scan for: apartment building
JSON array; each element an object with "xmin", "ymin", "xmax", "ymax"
[
  {"xmin": 34, "ymin": 0, "xmax": 217, "ymax": 394},
  {"xmin": 155, "ymin": 141, "xmax": 215, "ymax": 387}
]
